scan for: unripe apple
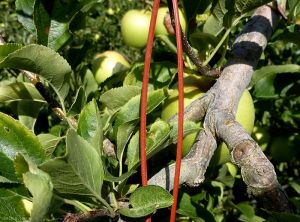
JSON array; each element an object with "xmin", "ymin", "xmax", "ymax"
[
  {"xmin": 121, "ymin": 10, "xmax": 151, "ymax": 48},
  {"xmin": 251, "ymin": 125, "xmax": 270, "ymax": 151},
  {"xmin": 92, "ymin": 51, "xmax": 130, "ymax": 84},
  {"xmin": 155, "ymin": 7, "xmax": 186, "ymax": 36},
  {"xmin": 162, "ymin": 82, "xmax": 255, "ymax": 159},
  {"xmin": 161, "ymin": 86, "xmax": 204, "ymax": 156}
]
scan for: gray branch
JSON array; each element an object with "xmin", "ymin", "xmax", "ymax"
[{"xmin": 149, "ymin": 5, "xmax": 292, "ymax": 212}]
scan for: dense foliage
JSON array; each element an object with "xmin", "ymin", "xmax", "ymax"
[{"xmin": 0, "ymin": 0, "xmax": 299, "ymax": 221}]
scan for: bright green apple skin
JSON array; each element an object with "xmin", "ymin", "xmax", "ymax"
[
  {"xmin": 161, "ymin": 86, "xmax": 204, "ymax": 156},
  {"xmin": 121, "ymin": 10, "xmax": 151, "ymax": 48},
  {"xmin": 251, "ymin": 125, "xmax": 270, "ymax": 151},
  {"xmin": 210, "ymin": 90, "xmax": 255, "ymax": 166},
  {"xmin": 92, "ymin": 51, "xmax": 130, "ymax": 84},
  {"xmin": 155, "ymin": 7, "xmax": 186, "ymax": 36}
]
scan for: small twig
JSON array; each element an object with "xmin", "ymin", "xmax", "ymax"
[
  {"xmin": 63, "ymin": 209, "xmax": 118, "ymax": 222},
  {"xmin": 166, "ymin": 0, "xmax": 221, "ymax": 77}
]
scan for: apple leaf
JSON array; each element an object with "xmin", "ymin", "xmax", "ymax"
[
  {"xmin": 37, "ymin": 133, "xmax": 62, "ymax": 157},
  {"xmin": 119, "ymin": 185, "xmax": 173, "ymax": 218},
  {"xmin": 15, "ymin": 0, "xmax": 35, "ymax": 33},
  {"xmin": 67, "ymin": 87, "xmax": 87, "ymax": 117},
  {"xmin": 40, "ymin": 158, "xmax": 97, "ymax": 196},
  {"xmin": 249, "ymin": 64, "xmax": 300, "ymax": 88},
  {"xmin": 203, "ymin": 0, "xmax": 272, "ymax": 35},
  {"xmin": 176, "ymin": 192, "xmax": 215, "ymax": 220},
  {"xmin": 23, "ymin": 169, "xmax": 53, "ymax": 222},
  {"xmin": 99, "ymin": 86, "xmax": 141, "ymax": 112},
  {"xmin": 169, "ymin": 121, "xmax": 202, "ymax": 144},
  {"xmin": 0, "ymin": 188, "xmax": 29, "ymax": 221},
  {"xmin": 0, "ymin": 44, "xmax": 72, "ymax": 106},
  {"xmin": 127, "ymin": 120, "xmax": 170, "ymax": 171},
  {"xmin": 0, "ymin": 44, "xmax": 22, "ymax": 61},
  {"xmin": 116, "ymin": 122, "xmax": 137, "ymax": 160},
  {"xmin": 115, "ymin": 88, "xmax": 168, "ymax": 127},
  {"xmin": 77, "ymin": 100, "xmax": 103, "ymax": 155},
  {"xmin": 66, "ymin": 129, "xmax": 104, "ymax": 199},
  {"xmin": 123, "ymin": 62, "xmax": 177, "ymax": 88},
  {"xmin": 0, "ymin": 112, "xmax": 46, "ymax": 182},
  {"xmin": 33, "ymin": 0, "xmax": 97, "ymax": 51},
  {"xmin": 16, "ymin": 101, "xmax": 44, "ymax": 131}
]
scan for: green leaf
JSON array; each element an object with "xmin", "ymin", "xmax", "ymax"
[
  {"xmin": 0, "ymin": 44, "xmax": 72, "ymax": 105},
  {"xmin": 119, "ymin": 185, "xmax": 173, "ymax": 218},
  {"xmin": 235, "ymin": 202, "xmax": 255, "ymax": 218},
  {"xmin": 0, "ymin": 112, "xmax": 46, "ymax": 182},
  {"xmin": 0, "ymin": 188, "xmax": 29, "ymax": 221},
  {"xmin": 116, "ymin": 122, "xmax": 137, "ymax": 160},
  {"xmin": 250, "ymin": 64, "xmax": 300, "ymax": 88},
  {"xmin": 100, "ymin": 86, "xmax": 141, "ymax": 112},
  {"xmin": 267, "ymin": 211, "xmax": 300, "ymax": 222},
  {"xmin": 0, "ymin": 44, "xmax": 23, "ymax": 61},
  {"xmin": 288, "ymin": 0, "xmax": 300, "ymax": 22},
  {"xmin": 177, "ymin": 192, "xmax": 215, "ymax": 221},
  {"xmin": 203, "ymin": 0, "xmax": 272, "ymax": 35},
  {"xmin": 15, "ymin": 0, "xmax": 35, "ymax": 33},
  {"xmin": 82, "ymin": 68, "xmax": 98, "ymax": 97},
  {"xmin": 16, "ymin": 101, "xmax": 44, "ymax": 131},
  {"xmin": 115, "ymin": 89, "xmax": 168, "ymax": 126},
  {"xmin": 67, "ymin": 87, "xmax": 87, "ymax": 117},
  {"xmin": 0, "ymin": 82, "xmax": 45, "ymax": 103},
  {"xmin": 253, "ymin": 75, "xmax": 277, "ymax": 99},
  {"xmin": 104, "ymin": 167, "xmax": 136, "ymax": 182},
  {"xmin": 189, "ymin": 32, "xmax": 218, "ymax": 53},
  {"xmin": 182, "ymin": 0, "xmax": 211, "ymax": 21},
  {"xmin": 0, "ymin": 152, "xmax": 19, "ymax": 182},
  {"xmin": 77, "ymin": 100, "xmax": 103, "ymax": 155},
  {"xmin": 23, "ymin": 170, "xmax": 53, "ymax": 222},
  {"xmin": 66, "ymin": 129, "xmax": 104, "ymax": 199},
  {"xmin": 127, "ymin": 120, "xmax": 170, "ymax": 170},
  {"xmin": 169, "ymin": 121, "xmax": 202, "ymax": 143},
  {"xmin": 40, "ymin": 158, "xmax": 96, "ymax": 196},
  {"xmin": 37, "ymin": 134, "xmax": 62, "ymax": 157},
  {"xmin": 123, "ymin": 62, "xmax": 177, "ymax": 88},
  {"xmin": 235, "ymin": 0, "xmax": 272, "ymax": 14},
  {"xmin": 290, "ymin": 181, "xmax": 300, "ymax": 195},
  {"xmin": 33, "ymin": 0, "xmax": 97, "ymax": 51}
]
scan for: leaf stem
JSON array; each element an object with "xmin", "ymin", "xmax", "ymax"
[
  {"xmin": 62, "ymin": 199, "xmax": 91, "ymax": 213},
  {"xmin": 94, "ymin": 193, "xmax": 115, "ymax": 217},
  {"xmin": 203, "ymin": 28, "xmax": 231, "ymax": 67},
  {"xmin": 203, "ymin": 15, "xmax": 245, "ymax": 66},
  {"xmin": 157, "ymin": 35, "xmax": 178, "ymax": 53}
]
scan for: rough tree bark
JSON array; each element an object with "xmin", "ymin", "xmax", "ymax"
[{"xmin": 149, "ymin": 5, "xmax": 292, "ymax": 212}]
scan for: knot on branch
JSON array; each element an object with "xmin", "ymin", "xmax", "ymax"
[{"xmin": 234, "ymin": 141, "xmax": 277, "ymax": 195}]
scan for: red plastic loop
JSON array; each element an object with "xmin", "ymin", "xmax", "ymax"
[
  {"xmin": 170, "ymin": 0, "xmax": 184, "ymax": 221},
  {"xmin": 140, "ymin": 0, "xmax": 161, "ymax": 221}
]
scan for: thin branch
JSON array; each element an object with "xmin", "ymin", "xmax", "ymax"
[{"xmin": 166, "ymin": 0, "xmax": 221, "ymax": 77}]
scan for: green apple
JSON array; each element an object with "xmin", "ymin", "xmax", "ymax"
[
  {"xmin": 155, "ymin": 7, "xmax": 186, "ymax": 36},
  {"xmin": 92, "ymin": 51, "xmax": 130, "ymax": 84},
  {"xmin": 270, "ymin": 135, "xmax": 297, "ymax": 162},
  {"xmin": 21, "ymin": 199, "xmax": 33, "ymax": 216},
  {"xmin": 121, "ymin": 10, "xmax": 151, "ymax": 48},
  {"xmin": 251, "ymin": 125, "xmax": 270, "ymax": 151},
  {"xmin": 210, "ymin": 90, "xmax": 255, "ymax": 166},
  {"xmin": 161, "ymin": 85, "xmax": 204, "ymax": 156}
]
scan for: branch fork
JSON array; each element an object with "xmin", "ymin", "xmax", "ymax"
[{"xmin": 149, "ymin": 5, "xmax": 292, "ymax": 213}]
